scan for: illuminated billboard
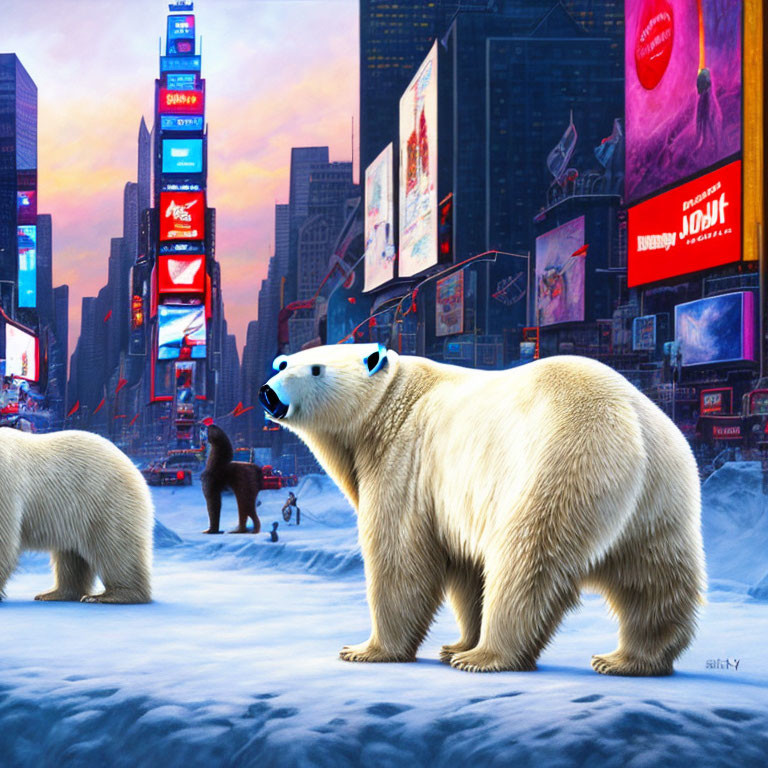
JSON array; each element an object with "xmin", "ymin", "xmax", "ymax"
[
  {"xmin": 159, "ymin": 192, "xmax": 205, "ymax": 241},
  {"xmin": 16, "ymin": 190, "xmax": 36, "ymax": 225},
  {"xmin": 162, "ymin": 139, "xmax": 203, "ymax": 174},
  {"xmin": 167, "ymin": 73, "xmax": 196, "ymax": 91},
  {"xmin": 17, "ymin": 225, "xmax": 37, "ymax": 309},
  {"xmin": 398, "ymin": 42, "xmax": 438, "ymax": 277},
  {"xmin": 625, "ymin": 0, "xmax": 742, "ymax": 203},
  {"xmin": 535, "ymin": 216, "xmax": 586, "ymax": 327},
  {"xmin": 158, "ymin": 254, "xmax": 205, "ymax": 294},
  {"xmin": 158, "ymin": 304, "xmax": 206, "ymax": 360},
  {"xmin": 167, "ymin": 14, "xmax": 195, "ymax": 56},
  {"xmin": 159, "ymin": 88, "xmax": 204, "ymax": 115},
  {"xmin": 632, "ymin": 315, "xmax": 657, "ymax": 351},
  {"xmin": 435, "ymin": 271, "xmax": 464, "ymax": 337},
  {"xmin": 675, "ymin": 291, "xmax": 755, "ymax": 367},
  {"xmin": 5, "ymin": 322, "xmax": 38, "ymax": 381},
  {"xmin": 160, "ymin": 55, "xmax": 201, "ymax": 72},
  {"xmin": 160, "ymin": 115, "xmax": 204, "ymax": 132},
  {"xmin": 628, "ymin": 160, "xmax": 741, "ymax": 287},
  {"xmin": 364, "ymin": 143, "xmax": 396, "ymax": 292}
]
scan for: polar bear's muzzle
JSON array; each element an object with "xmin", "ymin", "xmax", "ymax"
[{"xmin": 258, "ymin": 384, "xmax": 289, "ymax": 419}]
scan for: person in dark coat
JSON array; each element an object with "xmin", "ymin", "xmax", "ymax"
[
  {"xmin": 201, "ymin": 424, "xmax": 263, "ymax": 534},
  {"xmin": 268, "ymin": 522, "xmax": 279, "ymax": 542}
]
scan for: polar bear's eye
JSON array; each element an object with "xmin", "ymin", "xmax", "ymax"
[
  {"xmin": 311, "ymin": 365, "xmax": 322, "ymax": 377},
  {"xmin": 279, "ymin": 361, "xmax": 287, "ymax": 371},
  {"xmin": 273, "ymin": 355, "xmax": 289, "ymax": 372}
]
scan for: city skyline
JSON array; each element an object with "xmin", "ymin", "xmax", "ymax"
[{"xmin": 0, "ymin": 0, "xmax": 359, "ymax": 358}]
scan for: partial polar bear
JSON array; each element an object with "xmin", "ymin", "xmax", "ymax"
[
  {"xmin": 259, "ymin": 344, "xmax": 706, "ymax": 675},
  {"xmin": 0, "ymin": 428, "xmax": 153, "ymax": 604}
]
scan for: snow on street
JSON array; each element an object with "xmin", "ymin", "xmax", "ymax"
[{"xmin": 1, "ymin": 467, "xmax": 767, "ymax": 767}]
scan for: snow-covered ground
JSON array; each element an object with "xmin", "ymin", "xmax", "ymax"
[{"xmin": 2, "ymin": 465, "xmax": 768, "ymax": 767}]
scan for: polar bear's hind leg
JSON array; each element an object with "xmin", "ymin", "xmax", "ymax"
[
  {"xmin": 35, "ymin": 551, "xmax": 93, "ymax": 601},
  {"xmin": 440, "ymin": 561, "xmax": 483, "ymax": 663}
]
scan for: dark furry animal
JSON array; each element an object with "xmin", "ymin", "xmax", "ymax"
[{"xmin": 201, "ymin": 425, "xmax": 263, "ymax": 534}]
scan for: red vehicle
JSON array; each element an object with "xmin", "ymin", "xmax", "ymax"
[
  {"xmin": 261, "ymin": 465, "xmax": 298, "ymax": 490},
  {"xmin": 142, "ymin": 456, "xmax": 193, "ymax": 486}
]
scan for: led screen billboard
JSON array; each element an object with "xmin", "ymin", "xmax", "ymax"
[
  {"xmin": 435, "ymin": 271, "xmax": 464, "ymax": 337},
  {"xmin": 167, "ymin": 14, "xmax": 195, "ymax": 55},
  {"xmin": 159, "ymin": 88, "xmax": 204, "ymax": 115},
  {"xmin": 17, "ymin": 225, "xmax": 37, "ymax": 309},
  {"xmin": 160, "ymin": 55, "xmax": 201, "ymax": 72},
  {"xmin": 158, "ymin": 254, "xmax": 205, "ymax": 294},
  {"xmin": 628, "ymin": 160, "xmax": 741, "ymax": 286},
  {"xmin": 162, "ymin": 139, "xmax": 203, "ymax": 174},
  {"xmin": 5, "ymin": 322, "xmax": 38, "ymax": 381},
  {"xmin": 625, "ymin": 0, "xmax": 742, "ymax": 203},
  {"xmin": 167, "ymin": 73, "xmax": 196, "ymax": 91},
  {"xmin": 398, "ymin": 42, "xmax": 438, "ymax": 277},
  {"xmin": 632, "ymin": 314, "xmax": 657, "ymax": 351},
  {"xmin": 158, "ymin": 304, "xmax": 206, "ymax": 360},
  {"xmin": 675, "ymin": 291, "xmax": 754, "ymax": 367},
  {"xmin": 364, "ymin": 143, "xmax": 395, "ymax": 292},
  {"xmin": 159, "ymin": 192, "xmax": 205, "ymax": 241},
  {"xmin": 535, "ymin": 216, "xmax": 586, "ymax": 327},
  {"xmin": 160, "ymin": 116, "xmax": 204, "ymax": 136},
  {"xmin": 16, "ymin": 190, "xmax": 36, "ymax": 225}
]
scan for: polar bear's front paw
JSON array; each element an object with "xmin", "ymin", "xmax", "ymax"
[
  {"xmin": 591, "ymin": 651, "xmax": 672, "ymax": 677},
  {"xmin": 439, "ymin": 641, "xmax": 475, "ymax": 664},
  {"xmin": 339, "ymin": 642, "xmax": 413, "ymax": 663},
  {"xmin": 450, "ymin": 648, "xmax": 536, "ymax": 673}
]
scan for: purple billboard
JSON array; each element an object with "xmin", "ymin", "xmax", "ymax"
[
  {"xmin": 625, "ymin": 0, "xmax": 742, "ymax": 204},
  {"xmin": 535, "ymin": 216, "xmax": 586, "ymax": 327}
]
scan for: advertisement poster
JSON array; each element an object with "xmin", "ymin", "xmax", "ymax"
[
  {"xmin": 625, "ymin": 0, "xmax": 742, "ymax": 203},
  {"xmin": 159, "ymin": 191, "xmax": 205, "ymax": 241},
  {"xmin": 628, "ymin": 160, "xmax": 741, "ymax": 286},
  {"xmin": 364, "ymin": 143, "xmax": 395, "ymax": 292},
  {"xmin": 398, "ymin": 42, "xmax": 437, "ymax": 277},
  {"xmin": 162, "ymin": 139, "xmax": 203, "ymax": 174},
  {"xmin": 632, "ymin": 314, "xmax": 657, "ymax": 351},
  {"xmin": 16, "ymin": 190, "xmax": 36, "ymax": 225},
  {"xmin": 167, "ymin": 14, "xmax": 195, "ymax": 55},
  {"xmin": 435, "ymin": 272, "xmax": 464, "ymax": 337},
  {"xmin": 675, "ymin": 291, "xmax": 754, "ymax": 366},
  {"xmin": 158, "ymin": 254, "xmax": 205, "ymax": 294},
  {"xmin": 159, "ymin": 87, "xmax": 204, "ymax": 115},
  {"xmin": 160, "ymin": 115, "xmax": 204, "ymax": 132},
  {"xmin": 700, "ymin": 387, "xmax": 732, "ymax": 415},
  {"xmin": 5, "ymin": 323, "xmax": 38, "ymax": 381},
  {"xmin": 157, "ymin": 304, "xmax": 207, "ymax": 360},
  {"xmin": 17, "ymin": 225, "xmax": 37, "ymax": 309},
  {"xmin": 535, "ymin": 216, "xmax": 586, "ymax": 327},
  {"xmin": 160, "ymin": 55, "xmax": 201, "ymax": 72},
  {"xmin": 167, "ymin": 73, "xmax": 196, "ymax": 91}
]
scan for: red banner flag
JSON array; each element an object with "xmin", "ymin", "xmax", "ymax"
[
  {"xmin": 129, "ymin": 413, "xmax": 140, "ymax": 427},
  {"xmin": 103, "ymin": 310, "xmax": 112, "ymax": 323},
  {"xmin": 570, "ymin": 244, "xmax": 589, "ymax": 258},
  {"xmin": 115, "ymin": 378, "xmax": 128, "ymax": 395},
  {"xmin": 93, "ymin": 398, "xmax": 105, "ymax": 414},
  {"xmin": 66, "ymin": 400, "xmax": 80, "ymax": 418}
]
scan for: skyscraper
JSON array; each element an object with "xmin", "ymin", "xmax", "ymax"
[{"xmin": 0, "ymin": 54, "xmax": 37, "ymax": 325}]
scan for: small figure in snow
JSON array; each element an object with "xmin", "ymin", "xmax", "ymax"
[
  {"xmin": 268, "ymin": 522, "xmax": 279, "ymax": 543},
  {"xmin": 282, "ymin": 492, "xmax": 299, "ymax": 525}
]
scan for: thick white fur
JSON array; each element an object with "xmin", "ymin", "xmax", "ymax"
[
  {"xmin": 0, "ymin": 428, "xmax": 153, "ymax": 604},
  {"xmin": 263, "ymin": 346, "xmax": 706, "ymax": 675}
]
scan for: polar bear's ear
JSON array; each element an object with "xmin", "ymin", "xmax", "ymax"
[
  {"xmin": 364, "ymin": 343, "xmax": 388, "ymax": 376},
  {"xmin": 272, "ymin": 354, "xmax": 289, "ymax": 372}
]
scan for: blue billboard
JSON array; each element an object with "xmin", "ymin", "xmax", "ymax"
[
  {"xmin": 158, "ymin": 304, "xmax": 207, "ymax": 360},
  {"xmin": 167, "ymin": 73, "xmax": 196, "ymax": 91},
  {"xmin": 167, "ymin": 14, "xmax": 195, "ymax": 56},
  {"xmin": 17, "ymin": 225, "xmax": 37, "ymax": 309},
  {"xmin": 160, "ymin": 115, "xmax": 204, "ymax": 132},
  {"xmin": 162, "ymin": 139, "xmax": 203, "ymax": 174},
  {"xmin": 160, "ymin": 55, "xmax": 201, "ymax": 73},
  {"xmin": 675, "ymin": 292, "xmax": 756, "ymax": 367}
]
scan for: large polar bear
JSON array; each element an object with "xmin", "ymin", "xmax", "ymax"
[
  {"xmin": 259, "ymin": 344, "xmax": 705, "ymax": 675},
  {"xmin": 0, "ymin": 428, "xmax": 153, "ymax": 604}
]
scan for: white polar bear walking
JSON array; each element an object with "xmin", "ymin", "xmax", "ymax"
[
  {"xmin": 0, "ymin": 428, "xmax": 153, "ymax": 604},
  {"xmin": 259, "ymin": 344, "xmax": 706, "ymax": 675}
]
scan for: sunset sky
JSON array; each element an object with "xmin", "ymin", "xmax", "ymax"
[{"xmin": 0, "ymin": 0, "xmax": 359, "ymax": 357}]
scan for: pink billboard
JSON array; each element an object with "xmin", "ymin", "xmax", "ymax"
[
  {"xmin": 625, "ymin": 0, "xmax": 742, "ymax": 204},
  {"xmin": 535, "ymin": 216, "xmax": 586, "ymax": 327}
]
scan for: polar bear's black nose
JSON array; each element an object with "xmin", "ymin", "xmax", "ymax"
[{"xmin": 259, "ymin": 385, "xmax": 288, "ymax": 419}]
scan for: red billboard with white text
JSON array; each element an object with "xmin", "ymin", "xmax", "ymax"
[
  {"xmin": 158, "ymin": 253, "xmax": 205, "ymax": 294},
  {"xmin": 159, "ymin": 87, "xmax": 204, "ymax": 115},
  {"xmin": 628, "ymin": 160, "xmax": 741, "ymax": 287},
  {"xmin": 159, "ymin": 191, "xmax": 205, "ymax": 241}
]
